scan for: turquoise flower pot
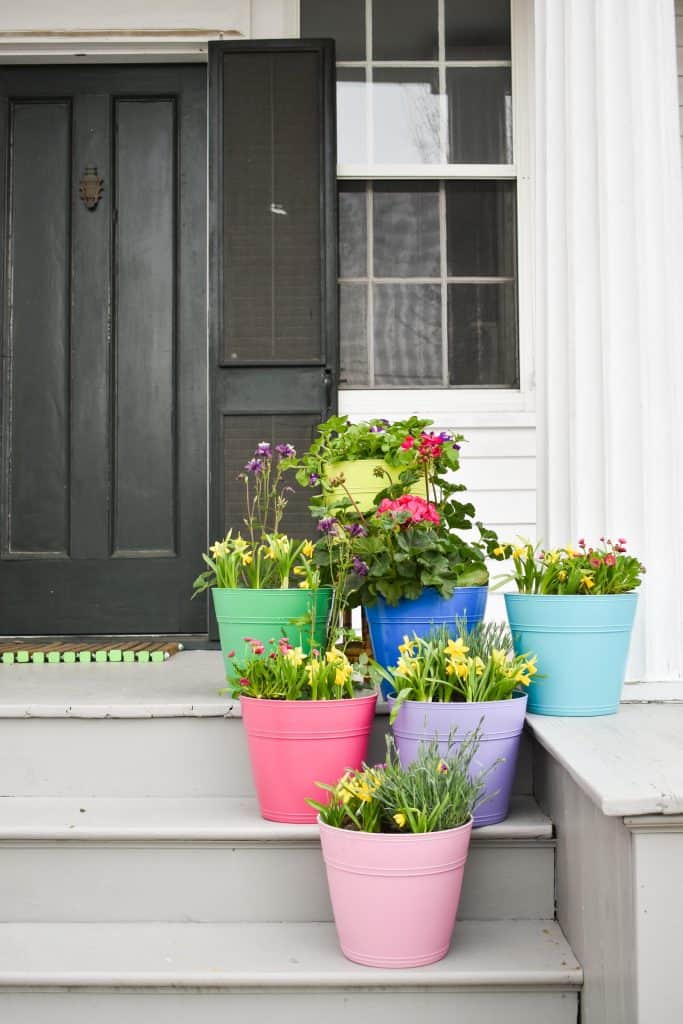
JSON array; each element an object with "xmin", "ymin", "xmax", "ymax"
[{"xmin": 504, "ymin": 593, "xmax": 638, "ymax": 717}]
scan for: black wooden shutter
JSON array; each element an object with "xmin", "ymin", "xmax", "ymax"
[{"xmin": 209, "ymin": 40, "xmax": 337, "ymax": 568}]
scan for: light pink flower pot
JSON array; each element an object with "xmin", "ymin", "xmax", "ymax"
[
  {"xmin": 319, "ymin": 817, "xmax": 473, "ymax": 968},
  {"xmin": 240, "ymin": 694, "xmax": 377, "ymax": 823}
]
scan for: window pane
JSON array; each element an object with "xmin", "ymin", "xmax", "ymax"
[
  {"xmin": 339, "ymin": 183, "xmax": 367, "ymax": 278},
  {"xmin": 374, "ymin": 284, "xmax": 442, "ymax": 386},
  {"xmin": 372, "ymin": 0, "xmax": 438, "ymax": 61},
  {"xmin": 447, "ymin": 68, "xmax": 512, "ymax": 163},
  {"xmin": 373, "ymin": 183, "xmax": 440, "ymax": 277},
  {"xmin": 340, "ymin": 283, "xmax": 369, "ymax": 386},
  {"xmin": 448, "ymin": 283, "xmax": 518, "ymax": 386},
  {"xmin": 301, "ymin": 0, "xmax": 366, "ymax": 61},
  {"xmin": 445, "ymin": 0, "xmax": 511, "ymax": 60},
  {"xmin": 446, "ymin": 181, "xmax": 516, "ymax": 277},
  {"xmin": 337, "ymin": 69, "xmax": 368, "ymax": 164},
  {"xmin": 373, "ymin": 69, "xmax": 442, "ymax": 164}
]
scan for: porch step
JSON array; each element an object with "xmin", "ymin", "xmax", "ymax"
[
  {"xmin": 0, "ymin": 795, "xmax": 554, "ymax": 922},
  {"xmin": 0, "ymin": 652, "xmax": 533, "ymax": 798},
  {"xmin": 0, "ymin": 920, "xmax": 582, "ymax": 1023}
]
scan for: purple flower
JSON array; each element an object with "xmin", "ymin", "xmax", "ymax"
[
  {"xmin": 309, "ymin": 472, "xmax": 320, "ymax": 485},
  {"xmin": 352, "ymin": 556, "xmax": 369, "ymax": 577},
  {"xmin": 317, "ymin": 516, "xmax": 338, "ymax": 535},
  {"xmin": 346, "ymin": 522, "xmax": 367, "ymax": 538},
  {"xmin": 369, "ymin": 424, "xmax": 384, "ymax": 434},
  {"xmin": 244, "ymin": 458, "xmax": 263, "ymax": 474},
  {"xmin": 438, "ymin": 431, "xmax": 452, "ymax": 442},
  {"xmin": 275, "ymin": 443, "xmax": 296, "ymax": 458},
  {"xmin": 255, "ymin": 442, "xmax": 272, "ymax": 458}
]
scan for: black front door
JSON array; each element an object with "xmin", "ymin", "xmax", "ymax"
[{"xmin": 0, "ymin": 65, "xmax": 207, "ymax": 634}]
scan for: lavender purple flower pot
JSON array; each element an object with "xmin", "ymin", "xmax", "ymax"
[{"xmin": 387, "ymin": 692, "xmax": 528, "ymax": 827}]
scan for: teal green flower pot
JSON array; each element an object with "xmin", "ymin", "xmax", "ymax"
[
  {"xmin": 504, "ymin": 593, "xmax": 638, "ymax": 717},
  {"xmin": 212, "ymin": 587, "xmax": 333, "ymax": 677}
]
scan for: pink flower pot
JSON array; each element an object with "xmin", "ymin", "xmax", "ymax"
[
  {"xmin": 319, "ymin": 817, "xmax": 473, "ymax": 968},
  {"xmin": 240, "ymin": 694, "xmax": 377, "ymax": 823}
]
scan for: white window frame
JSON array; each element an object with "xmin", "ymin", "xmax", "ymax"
[{"xmin": 326, "ymin": 0, "xmax": 535, "ymax": 420}]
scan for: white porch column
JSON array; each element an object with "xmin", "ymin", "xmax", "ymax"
[{"xmin": 535, "ymin": 0, "xmax": 683, "ymax": 681}]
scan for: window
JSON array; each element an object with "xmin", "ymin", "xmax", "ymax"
[{"xmin": 301, "ymin": 0, "xmax": 527, "ymax": 393}]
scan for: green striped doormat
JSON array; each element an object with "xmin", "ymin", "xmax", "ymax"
[{"xmin": 0, "ymin": 641, "xmax": 183, "ymax": 665}]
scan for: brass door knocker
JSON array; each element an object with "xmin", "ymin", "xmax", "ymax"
[{"xmin": 79, "ymin": 165, "xmax": 104, "ymax": 211}]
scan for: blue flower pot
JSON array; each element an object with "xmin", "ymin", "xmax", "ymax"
[
  {"xmin": 364, "ymin": 586, "xmax": 488, "ymax": 698},
  {"xmin": 504, "ymin": 593, "xmax": 638, "ymax": 717}
]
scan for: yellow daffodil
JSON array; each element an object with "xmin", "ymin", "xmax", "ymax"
[
  {"xmin": 326, "ymin": 647, "xmax": 344, "ymax": 664},
  {"xmin": 455, "ymin": 661, "xmax": 469, "ymax": 680},
  {"xmin": 298, "ymin": 580, "xmax": 310, "ymax": 589},
  {"xmin": 393, "ymin": 812, "xmax": 407, "ymax": 828},
  {"xmin": 285, "ymin": 646, "xmax": 304, "ymax": 667},
  {"xmin": 292, "ymin": 565, "xmax": 307, "ymax": 576},
  {"xmin": 474, "ymin": 656, "xmax": 485, "ymax": 677},
  {"xmin": 493, "ymin": 545, "xmax": 508, "ymax": 557},
  {"xmin": 491, "ymin": 648, "xmax": 507, "ymax": 666},
  {"xmin": 241, "ymin": 553, "xmax": 253, "ymax": 565},
  {"xmin": 333, "ymin": 668, "xmax": 343, "ymax": 687},
  {"xmin": 302, "ymin": 540, "xmax": 315, "ymax": 558},
  {"xmin": 445, "ymin": 637, "xmax": 469, "ymax": 659},
  {"xmin": 580, "ymin": 575, "xmax": 595, "ymax": 590},
  {"xmin": 512, "ymin": 545, "xmax": 527, "ymax": 559},
  {"xmin": 210, "ymin": 541, "xmax": 228, "ymax": 559},
  {"xmin": 398, "ymin": 635, "xmax": 416, "ymax": 656},
  {"xmin": 564, "ymin": 546, "xmax": 580, "ymax": 558},
  {"xmin": 233, "ymin": 536, "xmax": 248, "ymax": 552},
  {"xmin": 445, "ymin": 660, "xmax": 456, "ymax": 676}
]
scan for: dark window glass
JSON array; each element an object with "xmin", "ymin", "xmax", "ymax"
[
  {"xmin": 374, "ymin": 284, "xmax": 442, "ymax": 386},
  {"xmin": 374, "ymin": 183, "xmax": 440, "ymax": 277},
  {"xmin": 339, "ymin": 283, "xmax": 369, "ymax": 386},
  {"xmin": 373, "ymin": 69, "xmax": 441, "ymax": 164},
  {"xmin": 446, "ymin": 181, "xmax": 516, "ymax": 277},
  {"xmin": 445, "ymin": 0, "xmax": 511, "ymax": 59},
  {"xmin": 301, "ymin": 0, "xmax": 366, "ymax": 61},
  {"xmin": 372, "ymin": 0, "xmax": 438, "ymax": 61},
  {"xmin": 447, "ymin": 68, "xmax": 512, "ymax": 163},
  {"xmin": 339, "ymin": 183, "xmax": 367, "ymax": 278},
  {"xmin": 448, "ymin": 283, "xmax": 518, "ymax": 386}
]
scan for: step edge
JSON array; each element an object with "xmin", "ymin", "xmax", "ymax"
[{"xmin": 0, "ymin": 968, "xmax": 584, "ymax": 990}]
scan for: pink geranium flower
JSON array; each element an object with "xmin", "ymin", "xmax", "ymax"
[{"xmin": 377, "ymin": 494, "xmax": 441, "ymax": 526}]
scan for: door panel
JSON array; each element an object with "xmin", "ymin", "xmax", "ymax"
[
  {"xmin": 9, "ymin": 100, "xmax": 72, "ymax": 556},
  {"xmin": 114, "ymin": 98, "xmax": 177, "ymax": 556},
  {"xmin": 209, "ymin": 39, "xmax": 338, "ymax": 639},
  {"xmin": 0, "ymin": 66, "xmax": 207, "ymax": 634}
]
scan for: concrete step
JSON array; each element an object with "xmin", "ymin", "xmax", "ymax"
[
  {"xmin": 0, "ymin": 920, "xmax": 582, "ymax": 1023},
  {"xmin": 0, "ymin": 652, "xmax": 533, "ymax": 798},
  {"xmin": 0, "ymin": 794, "xmax": 554, "ymax": 922}
]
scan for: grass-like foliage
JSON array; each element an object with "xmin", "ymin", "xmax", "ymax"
[
  {"xmin": 372, "ymin": 622, "xmax": 538, "ymax": 723},
  {"xmin": 309, "ymin": 731, "xmax": 488, "ymax": 834}
]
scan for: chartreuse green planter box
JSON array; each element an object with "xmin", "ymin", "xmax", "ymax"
[
  {"xmin": 504, "ymin": 592, "xmax": 638, "ymax": 717},
  {"xmin": 212, "ymin": 587, "xmax": 333, "ymax": 679},
  {"xmin": 323, "ymin": 459, "xmax": 426, "ymax": 513}
]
